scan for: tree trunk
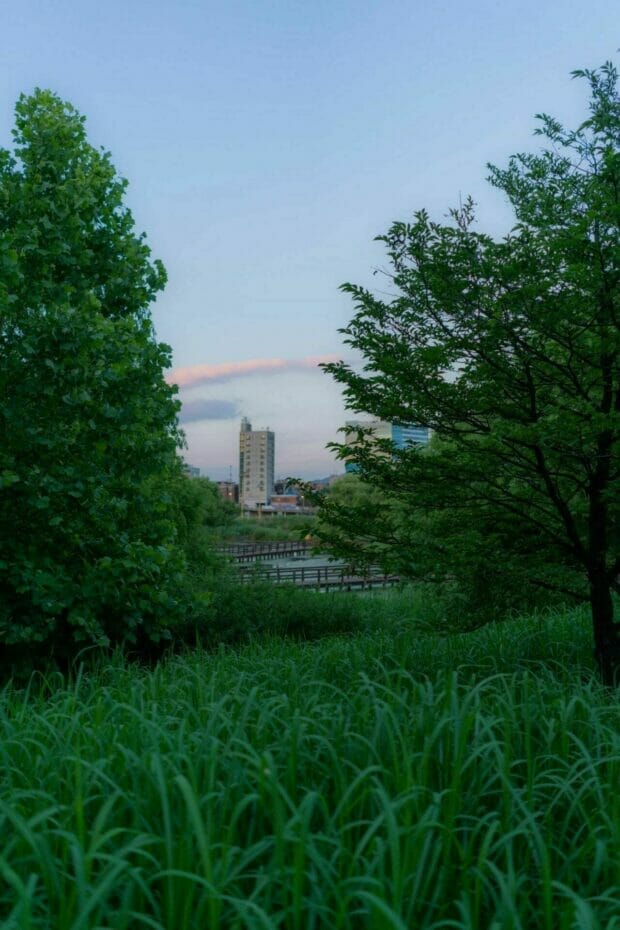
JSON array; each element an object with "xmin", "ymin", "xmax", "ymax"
[{"xmin": 589, "ymin": 572, "xmax": 620, "ymax": 687}]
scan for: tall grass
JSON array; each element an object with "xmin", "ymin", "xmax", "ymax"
[{"xmin": 1, "ymin": 609, "xmax": 618, "ymax": 928}]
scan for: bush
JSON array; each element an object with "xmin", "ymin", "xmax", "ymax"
[
  {"xmin": 220, "ymin": 515, "xmax": 317, "ymax": 543},
  {"xmin": 185, "ymin": 575, "xmax": 361, "ymax": 647}
]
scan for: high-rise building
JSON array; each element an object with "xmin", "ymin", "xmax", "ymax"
[
  {"xmin": 239, "ymin": 417, "xmax": 275, "ymax": 506},
  {"xmin": 343, "ymin": 419, "xmax": 429, "ymax": 472},
  {"xmin": 391, "ymin": 423, "xmax": 430, "ymax": 448}
]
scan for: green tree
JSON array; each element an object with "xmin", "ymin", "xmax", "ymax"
[
  {"xmin": 315, "ymin": 473, "xmax": 397, "ymax": 564},
  {"xmin": 323, "ymin": 63, "xmax": 620, "ymax": 683},
  {"xmin": 0, "ymin": 90, "xmax": 185, "ymax": 659},
  {"xmin": 172, "ymin": 475, "xmax": 237, "ymax": 565}
]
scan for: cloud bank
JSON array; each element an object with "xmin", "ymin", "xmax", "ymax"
[
  {"xmin": 179, "ymin": 398, "xmax": 240, "ymax": 423},
  {"xmin": 168, "ymin": 354, "xmax": 339, "ymax": 389}
]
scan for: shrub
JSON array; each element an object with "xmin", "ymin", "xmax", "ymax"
[{"xmin": 186, "ymin": 575, "xmax": 361, "ymax": 647}]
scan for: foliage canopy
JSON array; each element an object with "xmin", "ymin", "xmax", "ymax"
[
  {"xmin": 321, "ymin": 63, "xmax": 620, "ymax": 683},
  {"xmin": 0, "ymin": 90, "xmax": 185, "ymax": 658}
]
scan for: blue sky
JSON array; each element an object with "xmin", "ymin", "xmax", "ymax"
[{"xmin": 1, "ymin": 1, "xmax": 618, "ymax": 477}]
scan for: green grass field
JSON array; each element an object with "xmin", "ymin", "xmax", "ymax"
[{"xmin": 1, "ymin": 607, "xmax": 619, "ymax": 929}]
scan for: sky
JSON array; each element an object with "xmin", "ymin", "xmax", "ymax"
[{"xmin": 1, "ymin": 1, "xmax": 618, "ymax": 479}]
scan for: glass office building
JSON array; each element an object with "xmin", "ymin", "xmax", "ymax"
[{"xmin": 344, "ymin": 419, "xmax": 429, "ymax": 472}]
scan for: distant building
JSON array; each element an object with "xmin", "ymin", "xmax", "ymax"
[
  {"xmin": 216, "ymin": 481, "xmax": 239, "ymax": 503},
  {"xmin": 270, "ymin": 491, "xmax": 299, "ymax": 508},
  {"xmin": 343, "ymin": 419, "xmax": 429, "ymax": 472},
  {"xmin": 183, "ymin": 463, "xmax": 201, "ymax": 478},
  {"xmin": 391, "ymin": 424, "xmax": 430, "ymax": 448},
  {"xmin": 239, "ymin": 417, "xmax": 275, "ymax": 506}
]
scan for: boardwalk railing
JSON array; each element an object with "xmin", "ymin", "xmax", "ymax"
[
  {"xmin": 220, "ymin": 541, "xmax": 313, "ymax": 562},
  {"xmin": 238, "ymin": 563, "xmax": 400, "ymax": 591}
]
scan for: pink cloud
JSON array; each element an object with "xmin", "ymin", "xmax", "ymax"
[{"xmin": 167, "ymin": 354, "xmax": 339, "ymax": 389}]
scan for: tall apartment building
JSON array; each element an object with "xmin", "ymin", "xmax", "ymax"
[
  {"xmin": 344, "ymin": 419, "xmax": 429, "ymax": 472},
  {"xmin": 239, "ymin": 417, "xmax": 275, "ymax": 506}
]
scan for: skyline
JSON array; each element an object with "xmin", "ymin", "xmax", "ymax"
[{"xmin": 2, "ymin": 1, "xmax": 618, "ymax": 476}]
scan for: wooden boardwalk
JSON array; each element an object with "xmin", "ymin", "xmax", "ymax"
[
  {"xmin": 219, "ymin": 540, "xmax": 400, "ymax": 589},
  {"xmin": 220, "ymin": 541, "xmax": 313, "ymax": 562},
  {"xmin": 239, "ymin": 563, "xmax": 400, "ymax": 591}
]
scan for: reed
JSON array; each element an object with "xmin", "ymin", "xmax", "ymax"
[{"xmin": 0, "ymin": 608, "xmax": 618, "ymax": 928}]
